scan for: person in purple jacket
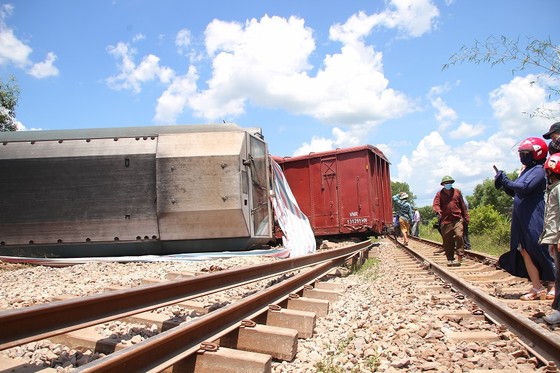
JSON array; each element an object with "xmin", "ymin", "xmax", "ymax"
[{"xmin": 495, "ymin": 137, "xmax": 556, "ymax": 301}]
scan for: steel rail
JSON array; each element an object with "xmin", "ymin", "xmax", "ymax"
[
  {"xmin": 409, "ymin": 235, "xmax": 498, "ymax": 264},
  {"xmin": 396, "ymin": 239, "xmax": 560, "ymax": 365},
  {"xmin": 76, "ymin": 253, "xmax": 354, "ymax": 372},
  {"xmin": 0, "ymin": 241, "xmax": 372, "ymax": 350}
]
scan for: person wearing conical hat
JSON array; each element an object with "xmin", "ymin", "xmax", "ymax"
[{"xmin": 392, "ymin": 192, "xmax": 413, "ymax": 246}]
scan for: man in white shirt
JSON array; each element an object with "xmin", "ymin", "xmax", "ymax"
[{"xmin": 411, "ymin": 208, "xmax": 421, "ymax": 237}]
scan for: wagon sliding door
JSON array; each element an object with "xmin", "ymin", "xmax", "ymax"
[{"xmin": 311, "ymin": 157, "xmax": 339, "ymax": 234}]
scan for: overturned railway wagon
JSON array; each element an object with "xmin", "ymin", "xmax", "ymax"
[
  {"xmin": 0, "ymin": 124, "xmax": 273, "ymax": 258},
  {"xmin": 273, "ymin": 145, "xmax": 393, "ymax": 239}
]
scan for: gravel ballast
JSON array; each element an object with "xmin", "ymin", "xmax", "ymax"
[{"xmin": 0, "ymin": 240, "xmax": 544, "ymax": 372}]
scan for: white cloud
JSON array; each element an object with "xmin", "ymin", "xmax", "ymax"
[
  {"xmin": 154, "ymin": 66, "xmax": 198, "ymax": 124},
  {"xmin": 430, "ymin": 96, "xmax": 457, "ymax": 131},
  {"xmin": 27, "ymin": 52, "xmax": 59, "ymax": 78},
  {"xmin": 188, "ymin": 15, "xmax": 317, "ymax": 120},
  {"xmin": 104, "ymin": 1, "xmax": 435, "ymax": 127},
  {"xmin": 0, "ymin": 4, "xmax": 31, "ymax": 68},
  {"xmin": 428, "ymin": 83, "xmax": 450, "ymax": 97},
  {"xmin": 397, "ymin": 131, "xmax": 448, "ymax": 182},
  {"xmin": 332, "ymin": 127, "xmax": 361, "ymax": 147},
  {"xmin": 0, "ymin": 4, "xmax": 58, "ymax": 77},
  {"xmin": 293, "ymin": 126, "xmax": 361, "ymax": 156},
  {"xmin": 395, "ymin": 108, "xmax": 544, "ymax": 207},
  {"xmin": 101, "ymin": 1, "xmax": 439, "ymax": 126},
  {"xmin": 329, "ymin": 11, "xmax": 377, "ymax": 45},
  {"xmin": 105, "ymin": 42, "xmax": 175, "ymax": 93},
  {"xmin": 449, "ymin": 121, "xmax": 485, "ymax": 139},
  {"xmin": 132, "ymin": 33, "xmax": 145, "ymax": 43},
  {"xmin": 382, "ymin": 0, "xmax": 440, "ymax": 37},
  {"xmin": 293, "ymin": 137, "xmax": 335, "ymax": 156},
  {"xmin": 329, "ymin": 0, "xmax": 439, "ymax": 43},
  {"xmin": 204, "ymin": 19, "xmax": 244, "ymax": 56},
  {"xmin": 175, "ymin": 28, "xmax": 191, "ymax": 55},
  {"xmin": 490, "ymin": 73, "xmax": 556, "ymax": 138},
  {"xmin": 374, "ymin": 143, "xmax": 392, "ymax": 159},
  {"xmin": 282, "ymin": 1, "xmax": 439, "ymax": 157},
  {"xmin": 427, "ymin": 82, "xmax": 461, "ymax": 132},
  {"xmin": 188, "ymin": 12, "xmax": 415, "ymax": 126},
  {"xmin": 394, "ymin": 131, "xmax": 506, "ymax": 205}
]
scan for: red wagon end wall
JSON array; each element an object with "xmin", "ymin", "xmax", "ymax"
[{"xmin": 273, "ymin": 145, "xmax": 393, "ymax": 239}]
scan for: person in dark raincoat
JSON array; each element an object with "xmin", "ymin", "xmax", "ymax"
[{"xmin": 495, "ymin": 137, "xmax": 556, "ymax": 301}]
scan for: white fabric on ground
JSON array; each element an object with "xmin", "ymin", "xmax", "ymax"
[{"xmin": 270, "ymin": 160, "xmax": 316, "ymax": 257}]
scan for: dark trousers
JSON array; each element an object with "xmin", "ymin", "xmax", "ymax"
[
  {"xmin": 463, "ymin": 222, "xmax": 471, "ymax": 250},
  {"xmin": 441, "ymin": 220, "xmax": 464, "ymax": 261}
]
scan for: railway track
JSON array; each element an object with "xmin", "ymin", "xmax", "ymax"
[
  {"xmin": 392, "ymin": 235, "xmax": 560, "ymax": 368},
  {"xmin": 0, "ymin": 241, "xmax": 372, "ymax": 372},
  {"xmin": 2, "ymin": 237, "xmax": 560, "ymax": 371}
]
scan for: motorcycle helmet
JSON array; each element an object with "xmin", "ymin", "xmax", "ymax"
[
  {"xmin": 544, "ymin": 153, "xmax": 560, "ymax": 174},
  {"xmin": 518, "ymin": 137, "xmax": 548, "ymax": 161}
]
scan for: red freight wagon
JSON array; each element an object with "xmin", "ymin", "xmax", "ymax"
[{"xmin": 273, "ymin": 145, "xmax": 392, "ymax": 239}]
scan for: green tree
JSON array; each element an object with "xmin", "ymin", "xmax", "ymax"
[
  {"xmin": 443, "ymin": 35, "xmax": 559, "ymax": 119},
  {"xmin": 417, "ymin": 205, "xmax": 436, "ymax": 224},
  {"xmin": 468, "ymin": 172, "xmax": 516, "ymax": 217},
  {"xmin": 0, "ymin": 75, "xmax": 20, "ymax": 132}
]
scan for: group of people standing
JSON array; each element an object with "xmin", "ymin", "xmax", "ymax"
[
  {"xmin": 494, "ymin": 123, "xmax": 560, "ymax": 325},
  {"xmin": 391, "ymin": 123, "xmax": 560, "ymax": 324},
  {"xmin": 430, "ymin": 122, "xmax": 560, "ymax": 325}
]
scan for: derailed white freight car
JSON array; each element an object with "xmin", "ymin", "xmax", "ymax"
[{"xmin": 0, "ymin": 124, "xmax": 273, "ymax": 258}]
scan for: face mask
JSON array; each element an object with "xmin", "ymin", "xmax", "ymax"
[
  {"xmin": 547, "ymin": 170, "xmax": 558, "ymax": 186},
  {"xmin": 519, "ymin": 152, "xmax": 533, "ymax": 166},
  {"xmin": 444, "ymin": 183, "xmax": 453, "ymax": 190},
  {"xmin": 549, "ymin": 138, "xmax": 560, "ymax": 155}
]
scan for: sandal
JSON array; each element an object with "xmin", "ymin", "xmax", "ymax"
[
  {"xmin": 547, "ymin": 288, "xmax": 555, "ymax": 300},
  {"xmin": 520, "ymin": 287, "xmax": 547, "ymax": 301}
]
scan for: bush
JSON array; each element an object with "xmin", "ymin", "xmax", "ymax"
[
  {"xmin": 469, "ymin": 205, "xmax": 502, "ymax": 235},
  {"xmin": 490, "ymin": 216, "xmax": 511, "ymax": 247},
  {"xmin": 468, "ymin": 204, "xmax": 511, "ymax": 248}
]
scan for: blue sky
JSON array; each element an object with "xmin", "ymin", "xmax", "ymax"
[{"xmin": 1, "ymin": 0, "xmax": 558, "ymax": 206}]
